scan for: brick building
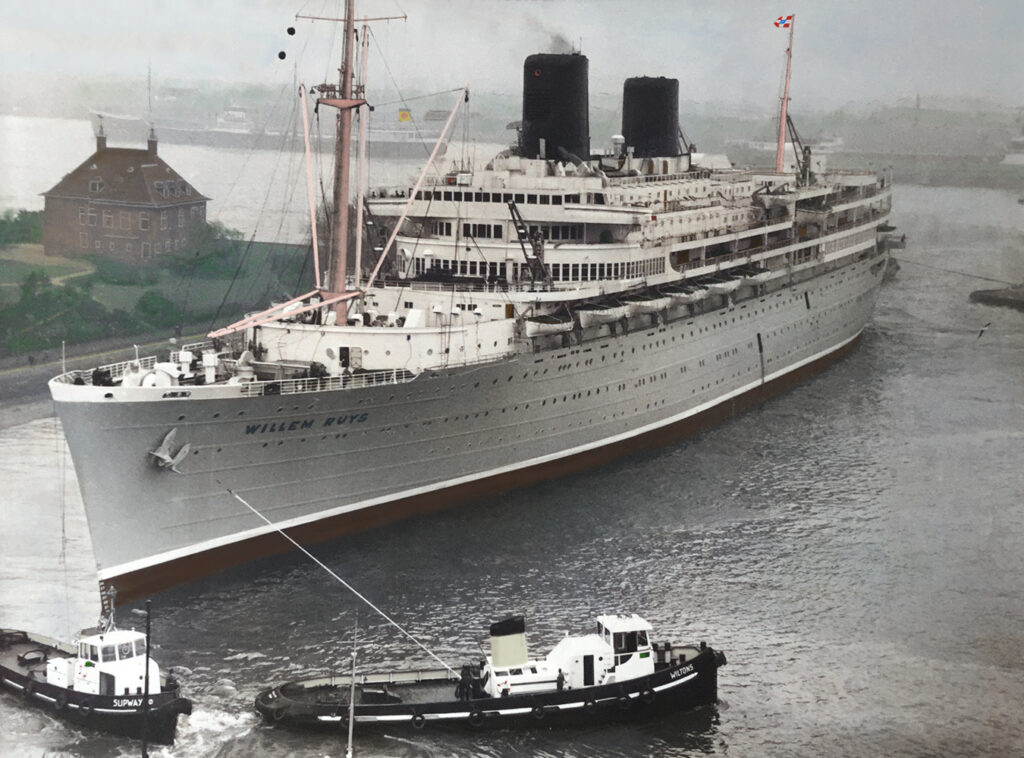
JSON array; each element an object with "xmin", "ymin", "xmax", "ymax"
[{"xmin": 42, "ymin": 128, "xmax": 209, "ymax": 264}]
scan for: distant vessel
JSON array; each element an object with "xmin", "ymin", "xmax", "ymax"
[
  {"xmin": 89, "ymin": 103, "xmax": 448, "ymax": 158},
  {"xmin": 52, "ymin": 11, "xmax": 893, "ymax": 605},
  {"xmin": 255, "ymin": 613, "xmax": 725, "ymax": 731},
  {"xmin": 1000, "ymin": 132, "xmax": 1024, "ymax": 166}
]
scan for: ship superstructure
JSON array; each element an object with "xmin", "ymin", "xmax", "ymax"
[{"xmin": 49, "ymin": 41, "xmax": 894, "ymax": 605}]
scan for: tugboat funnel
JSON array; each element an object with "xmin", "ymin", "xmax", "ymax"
[{"xmin": 489, "ymin": 616, "xmax": 528, "ymax": 667}]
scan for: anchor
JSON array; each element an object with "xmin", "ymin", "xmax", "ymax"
[{"xmin": 149, "ymin": 428, "xmax": 190, "ymax": 474}]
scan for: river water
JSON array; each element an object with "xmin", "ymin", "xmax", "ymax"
[{"xmin": 2, "ymin": 119, "xmax": 1024, "ymax": 756}]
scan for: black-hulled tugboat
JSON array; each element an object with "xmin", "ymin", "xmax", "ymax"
[
  {"xmin": 255, "ymin": 613, "xmax": 725, "ymax": 731},
  {"xmin": 0, "ymin": 620, "xmax": 192, "ymax": 744}
]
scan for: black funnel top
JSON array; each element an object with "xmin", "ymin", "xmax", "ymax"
[
  {"xmin": 622, "ymin": 76, "xmax": 681, "ymax": 157},
  {"xmin": 489, "ymin": 616, "xmax": 526, "ymax": 637},
  {"xmin": 521, "ymin": 53, "xmax": 590, "ymax": 161}
]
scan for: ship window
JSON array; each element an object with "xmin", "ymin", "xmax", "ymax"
[
  {"xmin": 613, "ymin": 632, "xmax": 639, "ymax": 654},
  {"xmin": 118, "ymin": 641, "xmax": 135, "ymax": 659},
  {"xmin": 540, "ymin": 195, "xmax": 550, "ymax": 205},
  {"xmin": 638, "ymin": 631, "xmax": 649, "ymax": 647},
  {"xmin": 552, "ymin": 195, "xmax": 562, "ymax": 205},
  {"xmin": 510, "ymin": 668, "xmax": 523, "ymax": 675},
  {"xmin": 514, "ymin": 193, "xmax": 525, "ymax": 204},
  {"xmin": 527, "ymin": 194, "xmax": 537, "ymax": 204},
  {"xmin": 89, "ymin": 644, "xmax": 99, "ymax": 662},
  {"xmin": 101, "ymin": 645, "xmax": 117, "ymax": 662}
]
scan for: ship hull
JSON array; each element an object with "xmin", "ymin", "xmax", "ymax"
[{"xmin": 52, "ymin": 253, "xmax": 885, "ymax": 604}]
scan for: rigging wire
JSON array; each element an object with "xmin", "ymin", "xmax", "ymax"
[
  {"xmin": 892, "ymin": 256, "xmax": 1020, "ymax": 285},
  {"xmin": 367, "ymin": 25, "xmax": 450, "ymax": 174},
  {"xmin": 224, "ymin": 487, "xmax": 456, "ymax": 676},
  {"xmin": 55, "ymin": 396, "xmax": 71, "ymax": 640}
]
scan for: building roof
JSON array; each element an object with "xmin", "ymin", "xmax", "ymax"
[{"xmin": 42, "ymin": 136, "xmax": 209, "ymax": 207}]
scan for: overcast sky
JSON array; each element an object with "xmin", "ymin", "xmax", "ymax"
[{"xmin": 4, "ymin": 0, "xmax": 1022, "ymax": 110}]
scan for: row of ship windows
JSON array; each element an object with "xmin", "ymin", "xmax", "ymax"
[
  {"xmin": 416, "ymin": 189, "xmax": 591, "ymax": 205},
  {"xmin": 429, "ymin": 221, "xmax": 587, "ymax": 242},
  {"xmin": 410, "ymin": 256, "xmax": 667, "ymax": 282}
]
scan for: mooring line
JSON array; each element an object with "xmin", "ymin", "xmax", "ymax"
[{"xmin": 225, "ymin": 488, "xmax": 456, "ymax": 675}]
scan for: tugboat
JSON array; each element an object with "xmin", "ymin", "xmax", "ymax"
[
  {"xmin": 255, "ymin": 613, "xmax": 725, "ymax": 731},
  {"xmin": 0, "ymin": 610, "xmax": 192, "ymax": 744}
]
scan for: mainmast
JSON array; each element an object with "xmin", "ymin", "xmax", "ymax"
[
  {"xmin": 330, "ymin": 0, "xmax": 357, "ymax": 322},
  {"xmin": 775, "ymin": 14, "xmax": 795, "ymax": 174}
]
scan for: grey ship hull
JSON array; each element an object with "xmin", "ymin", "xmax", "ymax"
[{"xmin": 52, "ymin": 252, "xmax": 886, "ymax": 604}]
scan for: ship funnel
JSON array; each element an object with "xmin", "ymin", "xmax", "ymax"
[
  {"xmin": 521, "ymin": 53, "xmax": 590, "ymax": 161},
  {"xmin": 489, "ymin": 616, "xmax": 528, "ymax": 667},
  {"xmin": 622, "ymin": 76, "xmax": 682, "ymax": 158}
]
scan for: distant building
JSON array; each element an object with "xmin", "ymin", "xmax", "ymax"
[{"xmin": 42, "ymin": 128, "xmax": 209, "ymax": 264}]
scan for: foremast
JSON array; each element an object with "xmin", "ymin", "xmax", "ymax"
[
  {"xmin": 329, "ymin": 0, "xmax": 357, "ymax": 323},
  {"xmin": 775, "ymin": 13, "xmax": 795, "ymax": 174}
]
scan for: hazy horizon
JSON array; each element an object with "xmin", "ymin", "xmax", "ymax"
[{"xmin": 4, "ymin": 0, "xmax": 1023, "ymax": 113}]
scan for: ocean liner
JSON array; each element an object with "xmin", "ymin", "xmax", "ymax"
[{"xmin": 49, "ymin": 9, "xmax": 894, "ymax": 606}]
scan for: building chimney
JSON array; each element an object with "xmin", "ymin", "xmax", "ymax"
[
  {"xmin": 147, "ymin": 127, "xmax": 158, "ymax": 157},
  {"xmin": 96, "ymin": 121, "xmax": 107, "ymax": 152}
]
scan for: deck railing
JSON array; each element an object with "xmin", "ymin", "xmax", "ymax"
[{"xmin": 236, "ymin": 368, "xmax": 417, "ymax": 397}]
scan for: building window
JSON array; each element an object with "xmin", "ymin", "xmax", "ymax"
[
  {"xmin": 89, "ymin": 178, "xmax": 103, "ymax": 192},
  {"xmin": 87, "ymin": 208, "xmax": 97, "ymax": 227},
  {"xmin": 78, "ymin": 207, "xmax": 87, "ymax": 225},
  {"xmin": 102, "ymin": 210, "xmax": 114, "ymax": 228},
  {"xmin": 94, "ymin": 239, "xmax": 101, "ymax": 250},
  {"xmin": 160, "ymin": 211, "xmax": 168, "ymax": 231},
  {"xmin": 139, "ymin": 212, "xmax": 150, "ymax": 231},
  {"xmin": 120, "ymin": 211, "xmax": 130, "ymax": 230},
  {"xmin": 79, "ymin": 232, "xmax": 88, "ymax": 249},
  {"xmin": 141, "ymin": 242, "xmax": 151, "ymax": 259},
  {"xmin": 191, "ymin": 206, "xmax": 199, "ymax": 220},
  {"xmin": 178, "ymin": 209, "xmax": 185, "ymax": 228}
]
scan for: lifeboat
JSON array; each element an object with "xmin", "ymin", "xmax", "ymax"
[{"xmin": 574, "ymin": 303, "xmax": 630, "ymax": 328}]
